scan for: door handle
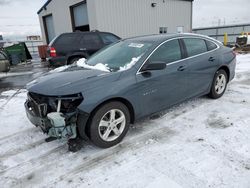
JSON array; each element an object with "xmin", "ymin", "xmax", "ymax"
[
  {"xmin": 80, "ymin": 48, "xmax": 86, "ymax": 51},
  {"xmin": 177, "ymin": 65, "xmax": 186, "ymax": 71},
  {"xmin": 208, "ymin": 57, "xmax": 215, "ymax": 62}
]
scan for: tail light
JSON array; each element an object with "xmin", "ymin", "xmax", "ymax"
[{"xmin": 49, "ymin": 47, "xmax": 57, "ymax": 57}]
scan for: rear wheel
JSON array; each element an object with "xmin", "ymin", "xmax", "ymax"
[
  {"xmin": 88, "ymin": 102, "xmax": 130, "ymax": 148},
  {"xmin": 209, "ymin": 69, "xmax": 228, "ymax": 99},
  {"xmin": 67, "ymin": 57, "xmax": 81, "ymax": 65}
]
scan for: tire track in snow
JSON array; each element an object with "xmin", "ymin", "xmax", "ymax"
[
  {"xmin": 1, "ymin": 96, "xmax": 214, "ymax": 187},
  {"xmin": 0, "ymin": 144, "xmax": 66, "ymax": 176},
  {"xmin": 0, "ymin": 139, "xmax": 46, "ymax": 160}
]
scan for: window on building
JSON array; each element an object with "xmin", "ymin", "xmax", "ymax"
[
  {"xmin": 159, "ymin": 27, "xmax": 167, "ymax": 34},
  {"xmin": 183, "ymin": 38, "xmax": 207, "ymax": 57},
  {"xmin": 177, "ymin": 26, "xmax": 184, "ymax": 33},
  {"xmin": 206, "ymin": 40, "xmax": 217, "ymax": 51},
  {"xmin": 148, "ymin": 39, "xmax": 182, "ymax": 64}
]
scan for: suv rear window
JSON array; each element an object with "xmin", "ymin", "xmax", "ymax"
[
  {"xmin": 99, "ymin": 33, "xmax": 120, "ymax": 45},
  {"xmin": 183, "ymin": 38, "xmax": 207, "ymax": 57}
]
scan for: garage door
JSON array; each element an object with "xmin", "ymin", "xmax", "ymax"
[
  {"xmin": 43, "ymin": 15, "xmax": 56, "ymax": 44},
  {"xmin": 71, "ymin": 2, "xmax": 89, "ymax": 31}
]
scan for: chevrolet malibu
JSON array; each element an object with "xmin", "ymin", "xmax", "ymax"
[{"xmin": 25, "ymin": 34, "xmax": 236, "ymax": 151}]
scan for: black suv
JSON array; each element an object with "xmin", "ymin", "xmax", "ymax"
[{"xmin": 47, "ymin": 31, "xmax": 120, "ymax": 66}]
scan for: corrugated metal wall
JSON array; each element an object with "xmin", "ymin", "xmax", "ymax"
[
  {"xmin": 193, "ymin": 24, "xmax": 250, "ymax": 44},
  {"xmin": 89, "ymin": 0, "xmax": 192, "ymax": 38}
]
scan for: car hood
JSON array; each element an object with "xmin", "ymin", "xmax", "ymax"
[{"xmin": 26, "ymin": 68, "xmax": 120, "ymax": 96}]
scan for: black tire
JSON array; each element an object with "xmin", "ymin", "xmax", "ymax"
[
  {"xmin": 209, "ymin": 69, "xmax": 228, "ymax": 99},
  {"xmin": 67, "ymin": 57, "xmax": 81, "ymax": 65},
  {"xmin": 88, "ymin": 101, "xmax": 130, "ymax": 148}
]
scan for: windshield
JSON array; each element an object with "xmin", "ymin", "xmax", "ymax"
[{"xmin": 86, "ymin": 41, "xmax": 153, "ymax": 72}]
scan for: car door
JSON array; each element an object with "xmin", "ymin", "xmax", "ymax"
[
  {"xmin": 181, "ymin": 38, "xmax": 220, "ymax": 98},
  {"xmin": 136, "ymin": 39, "xmax": 188, "ymax": 116}
]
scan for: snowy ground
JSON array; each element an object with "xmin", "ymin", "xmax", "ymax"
[{"xmin": 0, "ymin": 54, "xmax": 250, "ymax": 188}]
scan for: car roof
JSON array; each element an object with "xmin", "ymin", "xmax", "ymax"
[{"xmin": 124, "ymin": 33, "xmax": 221, "ymax": 45}]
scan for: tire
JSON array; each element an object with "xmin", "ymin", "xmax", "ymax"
[
  {"xmin": 67, "ymin": 57, "xmax": 81, "ymax": 65},
  {"xmin": 88, "ymin": 101, "xmax": 130, "ymax": 148},
  {"xmin": 208, "ymin": 69, "xmax": 228, "ymax": 99}
]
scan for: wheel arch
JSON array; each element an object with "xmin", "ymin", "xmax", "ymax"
[
  {"xmin": 217, "ymin": 65, "xmax": 230, "ymax": 82},
  {"xmin": 90, "ymin": 97, "xmax": 135, "ymax": 124},
  {"xmin": 67, "ymin": 54, "xmax": 86, "ymax": 65},
  {"xmin": 80, "ymin": 97, "xmax": 135, "ymax": 139}
]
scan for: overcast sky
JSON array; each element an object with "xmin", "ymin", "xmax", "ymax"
[{"xmin": 0, "ymin": 0, "xmax": 249, "ymax": 40}]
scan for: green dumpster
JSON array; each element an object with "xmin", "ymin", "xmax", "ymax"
[{"xmin": 4, "ymin": 42, "xmax": 32, "ymax": 65}]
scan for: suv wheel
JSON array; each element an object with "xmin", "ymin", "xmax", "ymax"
[
  {"xmin": 209, "ymin": 69, "xmax": 228, "ymax": 99},
  {"xmin": 88, "ymin": 102, "xmax": 130, "ymax": 148}
]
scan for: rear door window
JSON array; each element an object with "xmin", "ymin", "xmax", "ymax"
[
  {"xmin": 80, "ymin": 33, "xmax": 101, "ymax": 48},
  {"xmin": 183, "ymin": 38, "xmax": 207, "ymax": 57},
  {"xmin": 148, "ymin": 39, "xmax": 182, "ymax": 64},
  {"xmin": 55, "ymin": 34, "xmax": 78, "ymax": 46},
  {"xmin": 206, "ymin": 40, "xmax": 217, "ymax": 51},
  {"xmin": 99, "ymin": 33, "xmax": 120, "ymax": 45}
]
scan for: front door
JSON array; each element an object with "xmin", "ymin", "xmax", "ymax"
[{"xmin": 136, "ymin": 39, "xmax": 188, "ymax": 116}]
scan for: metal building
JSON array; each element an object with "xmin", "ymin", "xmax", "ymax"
[
  {"xmin": 193, "ymin": 23, "xmax": 250, "ymax": 44},
  {"xmin": 38, "ymin": 0, "xmax": 194, "ymax": 44}
]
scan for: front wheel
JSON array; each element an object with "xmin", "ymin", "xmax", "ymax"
[
  {"xmin": 209, "ymin": 69, "xmax": 228, "ymax": 99},
  {"xmin": 88, "ymin": 102, "xmax": 130, "ymax": 148}
]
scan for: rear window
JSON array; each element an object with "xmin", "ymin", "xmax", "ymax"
[
  {"xmin": 183, "ymin": 38, "xmax": 207, "ymax": 57},
  {"xmin": 100, "ymin": 33, "xmax": 120, "ymax": 45},
  {"xmin": 206, "ymin": 40, "xmax": 217, "ymax": 51},
  {"xmin": 55, "ymin": 34, "xmax": 78, "ymax": 45}
]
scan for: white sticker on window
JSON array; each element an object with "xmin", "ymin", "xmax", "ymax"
[{"xmin": 128, "ymin": 43, "xmax": 144, "ymax": 48}]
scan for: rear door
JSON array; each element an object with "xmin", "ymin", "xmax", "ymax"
[
  {"xmin": 79, "ymin": 33, "xmax": 103, "ymax": 56},
  {"xmin": 136, "ymin": 39, "xmax": 188, "ymax": 115},
  {"xmin": 182, "ymin": 38, "xmax": 220, "ymax": 98},
  {"xmin": 53, "ymin": 33, "xmax": 79, "ymax": 57}
]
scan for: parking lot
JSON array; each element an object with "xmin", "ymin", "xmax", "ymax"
[{"xmin": 0, "ymin": 54, "xmax": 250, "ymax": 188}]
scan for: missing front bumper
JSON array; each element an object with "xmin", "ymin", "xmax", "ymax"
[{"xmin": 25, "ymin": 101, "xmax": 77, "ymax": 139}]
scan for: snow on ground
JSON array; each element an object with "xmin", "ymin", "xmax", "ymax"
[{"xmin": 0, "ymin": 54, "xmax": 250, "ymax": 188}]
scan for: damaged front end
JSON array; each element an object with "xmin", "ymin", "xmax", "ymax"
[{"xmin": 25, "ymin": 92, "xmax": 83, "ymax": 140}]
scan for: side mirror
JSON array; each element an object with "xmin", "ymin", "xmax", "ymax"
[{"xmin": 141, "ymin": 61, "xmax": 166, "ymax": 72}]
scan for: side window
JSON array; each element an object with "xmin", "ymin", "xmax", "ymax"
[
  {"xmin": 148, "ymin": 39, "xmax": 182, "ymax": 64},
  {"xmin": 100, "ymin": 33, "xmax": 120, "ymax": 45},
  {"xmin": 183, "ymin": 38, "xmax": 207, "ymax": 57},
  {"xmin": 206, "ymin": 40, "xmax": 217, "ymax": 51},
  {"xmin": 55, "ymin": 34, "xmax": 77, "ymax": 45},
  {"xmin": 80, "ymin": 34, "xmax": 101, "ymax": 47}
]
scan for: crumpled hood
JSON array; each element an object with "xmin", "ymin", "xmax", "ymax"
[{"xmin": 26, "ymin": 68, "xmax": 120, "ymax": 96}]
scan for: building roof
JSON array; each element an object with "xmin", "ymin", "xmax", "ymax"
[
  {"xmin": 193, "ymin": 23, "xmax": 250, "ymax": 31},
  {"xmin": 37, "ymin": 0, "xmax": 52, "ymax": 14},
  {"xmin": 37, "ymin": 0, "xmax": 194, "ymax": 15}
]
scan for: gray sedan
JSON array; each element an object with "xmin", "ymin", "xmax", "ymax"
[{"xmin": 25, "ymin": 33, "xmax": 236, "ymax": 151}]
